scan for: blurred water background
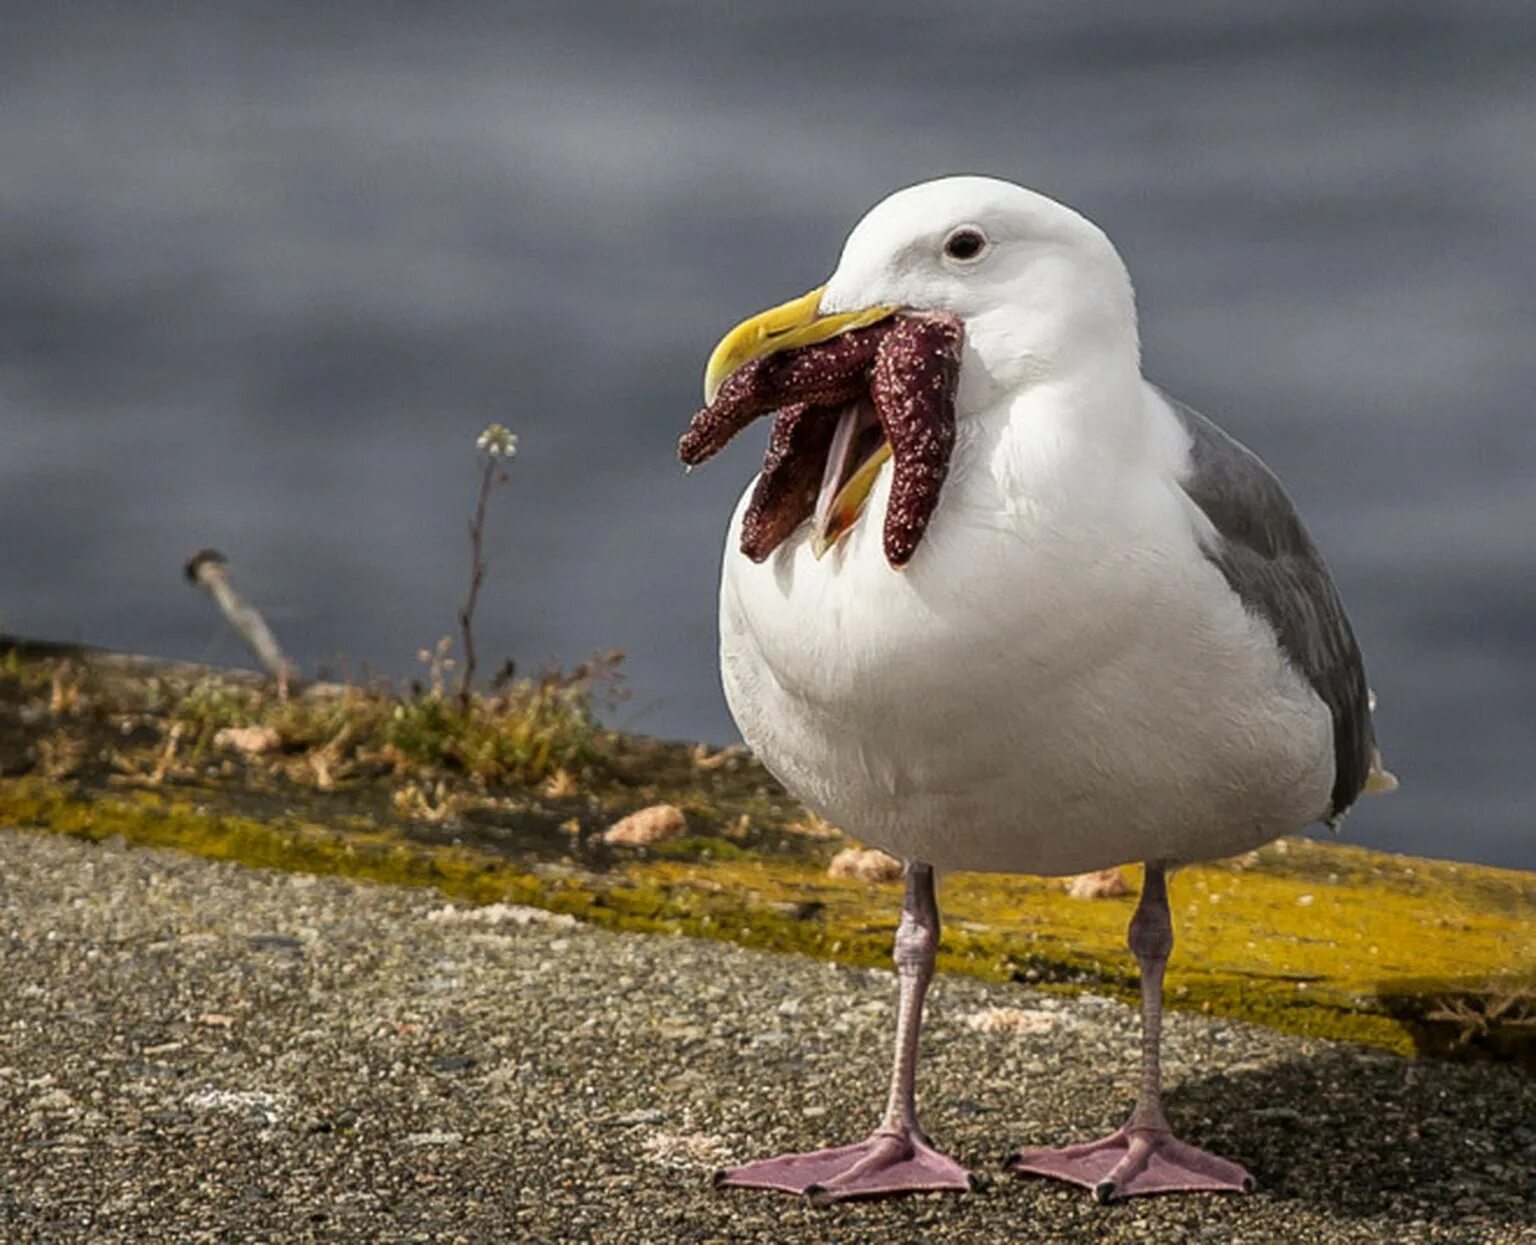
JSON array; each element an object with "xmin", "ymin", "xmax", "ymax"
[{"xmin": 2, "ymin": 3, "xmax": 1532, "ymax": 867}]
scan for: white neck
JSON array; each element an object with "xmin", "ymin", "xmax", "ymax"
[{"xmin": 958, "ymin": 308, "xmax": 1148, "ymax": 486}]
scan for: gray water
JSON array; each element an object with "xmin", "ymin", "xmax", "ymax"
[{"xmin": 2, "ymin": 3, "xmax": 1532, "ymax": 868}]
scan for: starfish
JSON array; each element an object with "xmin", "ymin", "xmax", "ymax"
[{"xmin": 679, "ymin": 312, "xmax": 962, "ymax": 567}]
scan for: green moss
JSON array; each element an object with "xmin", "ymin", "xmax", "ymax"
[
  {"xmin": 5, "ymin": 776, "xmax": 1530, "ymax": 1067},
  {"xmin": 644, "ymin": 836, "xmax": 755, "ymax": 863}
]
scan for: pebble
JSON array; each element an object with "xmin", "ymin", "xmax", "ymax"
[
  {"xmin": 1067, "ymin": 868, "xmax": 1133, "ymax": 899},
  {"xmin": 826, "ymin": 847, "xmax": 903, "ymax": 882},
  {"xmin": 403, "ymin": 1131, "xmax": 463, "ymax": 1147},
  {"xmin": 964, "ymin": 1007, "xmax": 1058, "ymax": 1036},
  {"xmin": 602, "ymin": 803, "xmax": 687, "ymax": 846},
  {"xmin": 425, "ymin": 902, "xmax": 577, "ymax": 928},
  {"xmin": 212, "ymin": 725, "xmax": 282, "ymax": 755}
]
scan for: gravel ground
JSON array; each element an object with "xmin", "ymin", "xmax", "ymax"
[{"xmin": 1, "ymin": 829, "xmax": 1532, "ymax": 1244}]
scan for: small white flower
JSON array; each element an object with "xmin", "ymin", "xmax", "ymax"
[{"xmin": 476, "ymin": 423, "xmax": 519, "ymax": 460}]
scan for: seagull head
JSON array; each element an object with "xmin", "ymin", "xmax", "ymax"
[
  {"xmin": 693, "ymin": 177, "xmax": 1140, "ymax": 563},
  {"xmin": 704, "ymin": 176, "xmax": 1138, "ymax": 412}
]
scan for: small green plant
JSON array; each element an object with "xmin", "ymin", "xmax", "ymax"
[
  {"xmin": 385, "ymin": 637, "xmax": 619, "ymax": 786},
  {"xmin": 86, "ymin": 626, "xmax": 626, "ymax": 796},
  {"xmin": 173, "ymin": 677, "xmax": 259, "ymax": 746}
]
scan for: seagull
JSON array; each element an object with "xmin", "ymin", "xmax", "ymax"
[{"xmin": 680, "ymin": 176, "xmax": 1392, "ymax": 1204}]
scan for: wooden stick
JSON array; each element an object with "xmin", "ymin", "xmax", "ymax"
[{"xmin": 184, "ymin": 549, "xmax": 295, "ymax": 696}]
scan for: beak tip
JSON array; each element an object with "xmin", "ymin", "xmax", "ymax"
[{"xmin": 701, "ymin": 285, "xmax": 832, "ymax": 411}]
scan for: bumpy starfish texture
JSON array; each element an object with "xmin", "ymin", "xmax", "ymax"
[
  {"xmin": 870, "ymin": 315, "xmax": 961, "ymax": 566},
  {"xmin": 677, "ymin": 324, "xmax": 885, "ymax": 464},
  {"xmin": 740, "ymin": 402, "xmax": 840, "ymax": 562},
  {"xmin": 678, "ymin": 313, "xmax": 963, "ymax": 567}
]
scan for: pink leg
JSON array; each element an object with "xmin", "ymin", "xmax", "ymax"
[
  {"xmin": 716, "ymin": 862, "xmax": 971, "ymax": 1204},
  {"xmin": 1008, "ymin": 862, "xmax": 1256, "ymax": 1203}
]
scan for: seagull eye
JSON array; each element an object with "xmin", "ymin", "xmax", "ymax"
[{"xmin": 943, "ymin": 227, "xmax": 987, "ymax": 262}]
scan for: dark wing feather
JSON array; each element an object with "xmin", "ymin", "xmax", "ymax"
[{"xmin": 1165, "ymin": 395, "xmax": 1375, "ymax": 820}]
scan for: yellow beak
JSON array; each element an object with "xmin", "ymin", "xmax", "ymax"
[{"xmin": 703, "ymin": 285, "xmax": 897, "ymax": 405}]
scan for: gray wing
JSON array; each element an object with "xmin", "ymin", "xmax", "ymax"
[{"xmin": 1165, "ymin": 395, "xmax": 1375, "ymax": 821}]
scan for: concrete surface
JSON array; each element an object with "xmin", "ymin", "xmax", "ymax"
[{"xmin": 2, "ymin": 828, "xmax": 1532, "ymax": 1243}]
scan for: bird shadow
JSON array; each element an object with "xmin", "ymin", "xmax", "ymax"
[{"xmin": 1150, "ymin": 1044, "xmax": 1535, "ymax": 1229}]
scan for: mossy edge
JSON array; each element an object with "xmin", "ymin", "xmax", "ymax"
[{"xmin": 5, "ymin": 777, "xmax": 1531, "ymax": 1066}]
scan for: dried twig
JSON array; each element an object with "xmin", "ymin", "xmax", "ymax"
[{"xmin": 184, "ymin": 549, "xmax": 295, "ymax": 696}]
